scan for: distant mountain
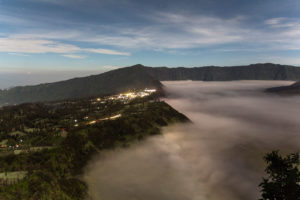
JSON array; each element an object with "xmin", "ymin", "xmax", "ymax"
[
  {"xmin": 0, "ymin": 65, "xmax": 162, "ymax": 105},
  {"xmin": 145, "ymin": 63, "xmax": 300, "ymax": 81},
  {"xmin": 266, "ymin": 81, "xmax": 300, "ymax": 95},
  {"xmin": 1, "ymin": 63, "xmax": 300, "ymax": 105}
]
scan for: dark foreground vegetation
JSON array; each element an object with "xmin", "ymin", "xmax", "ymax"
[
  {"xmin": 0, "ymin": 92, "xmax": 188, "ymax": 199},
  {"xmin": 260, "ymin": 151, "xmax": 300, "ymax": 200}
]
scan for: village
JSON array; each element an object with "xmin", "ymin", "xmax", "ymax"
[
  {"xmin": 0, "ymin": 88, "xmax": 157, "ymax": 185},
  {"xmin": 0, "ymin": 88, "xmax": 157, "ymax": 151}
]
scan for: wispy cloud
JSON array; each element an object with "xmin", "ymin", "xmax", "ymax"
[
  {"xmin": 84, "ymin": 48, "xmax": 130, "ymax": 56},
  {"xmin": 265, "ymin": 17, "xmax": 298, "ymax": 28},
  {"xmin": 0, "ymin": 37, "xmax": 80, "ymax": 53},
  {"xmin": 77, "ymin": 13, "xmax": 247, "ymax": 49},
  {"xmin": 9, "ymin": 13, "xmax": 247, "ymax": 51},
  {"xmin": 265, "ymin": 18, "xmax": 286, "ymax": 26},
  {"xmin": 62, "ymin": 54, "xmax": 86, "ymax": 59},
  {"xmin": 1, "ymin": 7, "xmax": 300, "ymax": 56},
  {"xmin": 263, "ymin": 17, "xmax": 300, "ymax": 50},
  {"xmin": 0, "ymin": 36, "xmax": 130, "ymax": 56},
  {"xmin": 8, "ymin": 52, "xmax": 30, "ymax": 57},
  {"xmin": 81, "ymin": 14, "xmax": 300, "ymax": 51}
]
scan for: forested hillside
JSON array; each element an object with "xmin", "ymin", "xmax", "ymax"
[{"xmin": 0, "ymin": 93, "xmax": 188, "ymax": 199}]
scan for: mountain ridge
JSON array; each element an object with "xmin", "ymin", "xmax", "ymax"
[
  {"xmin": 1, "ymin": 63, "xmax": 300, "ymax": 105},
  {"xmin": 145, "ymin": 63, "xmax": 300, "ymax": 81}
]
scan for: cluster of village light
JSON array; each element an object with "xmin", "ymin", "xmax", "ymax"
[
  {"xmin": 117, "ymin": 89, "xmax": 157, "ymax": 100},
  {"xmin": 94, "ymin": 88, "xmax": 157, "ymax": 102},
  {"xmin": 75, "ymin": 88, "xmax": 157, "ymax": 127},
  {"xmin": 0, "ymin": 89, "xmax": 157, "ymax": 152},
  {"xmin": 88, "ymin": 114, "xmax": 122, "ymax": 125}
]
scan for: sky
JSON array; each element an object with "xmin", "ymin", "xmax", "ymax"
[{"xmin": 1, "ymin": 0, "xmax": 300, "ymax": 86}]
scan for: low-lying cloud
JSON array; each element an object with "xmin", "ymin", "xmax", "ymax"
[{"xmin": 84, "ymin": 81, "xmax": 300, "ymax": 200}]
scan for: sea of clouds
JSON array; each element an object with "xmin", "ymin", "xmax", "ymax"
[{"xmin": 84, "ymin": 80, "xmax": 300, "ymax": 200}]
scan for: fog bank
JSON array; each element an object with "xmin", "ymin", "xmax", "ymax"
[{"xmin": 84, "ymin": 81, "xmax": 300, "ymax": 200}]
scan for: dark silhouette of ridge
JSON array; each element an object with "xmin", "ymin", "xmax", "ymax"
[
  {"xmin": 266, "ymin": 81, "xmax": 300, "ymax": 95},
  {"xmin": 1, "ymin": 63, "xmax": 300, "ymax": 105}
]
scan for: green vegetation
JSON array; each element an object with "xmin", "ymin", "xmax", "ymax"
[
  {"xmin": 259, "ymin": 151, "xmax": 300, "ymax": 200},
  {"xmin": 2, "ymin": 63, "xmax": 300, "ymax": 105},
  {"xmin": 0, "ymin": 92, "xmax": 188, "ymax": 199}
]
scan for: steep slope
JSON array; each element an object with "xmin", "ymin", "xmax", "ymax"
[
  {"xmin": 1, "ymin": 63, "xmax": 300, "ymax": 105},
  {"xmin": 266, "ymin": 81, "xmax": 300, "ymax": 95},
  {"xmin": 0, "ymin": 65, "xmax": 162, "ymax": 105}
]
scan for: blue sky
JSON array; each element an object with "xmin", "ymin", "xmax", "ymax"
[{"xmin": 0, "ymin": 0, "xmax": 300, "ymax": 86}]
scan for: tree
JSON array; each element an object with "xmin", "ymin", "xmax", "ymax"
[{"xmin": 259, "ymin": 151, "xmax": 300, "ymax": 200}]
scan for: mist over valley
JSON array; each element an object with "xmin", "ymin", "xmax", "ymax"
[{"xmin": 84, "ymin": 81, "xmax": 300, "ymax": 200}]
